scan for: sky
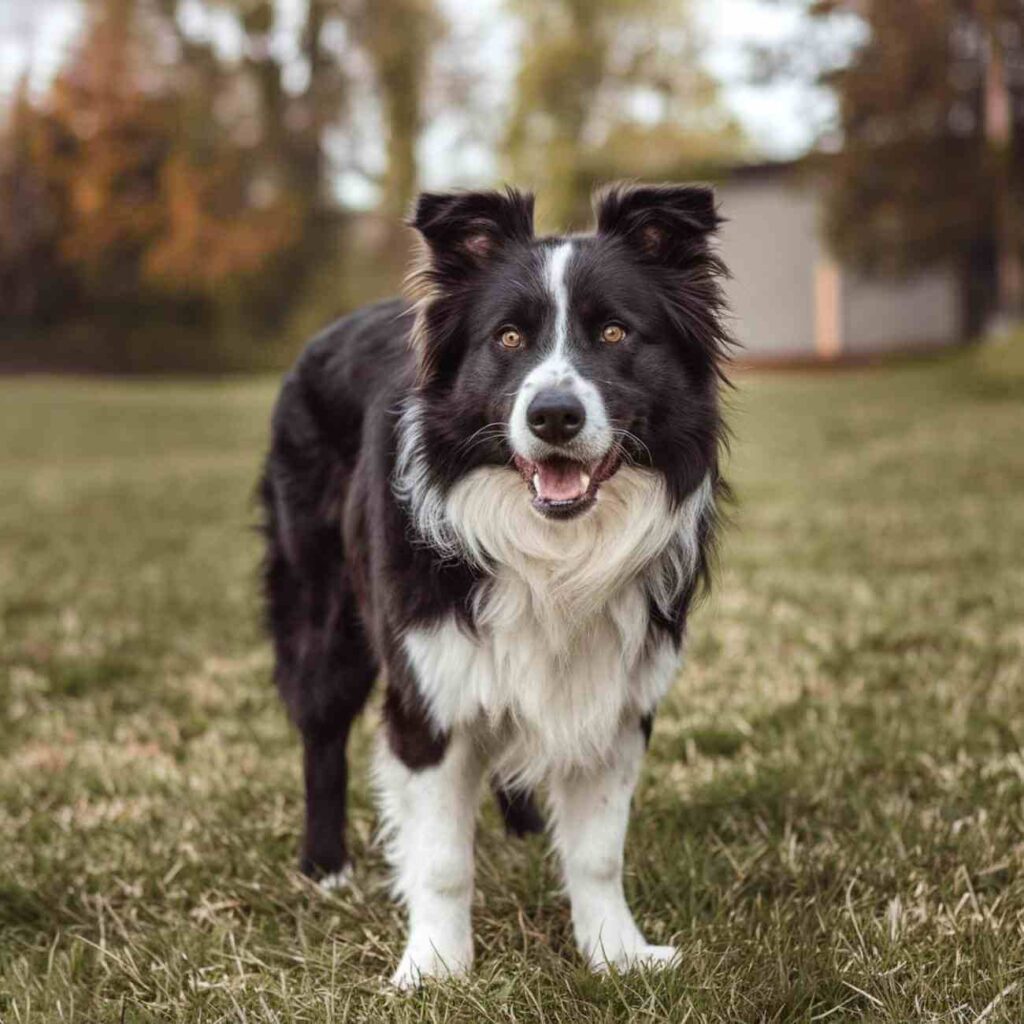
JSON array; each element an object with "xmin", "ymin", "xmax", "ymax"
[
  {"xmin": 0, "ymin": 0, "xmax": 836, "ymax": 199},
  {"xmin": 696, "ymin": 0, "xmax": 838, "ymax": 156}
]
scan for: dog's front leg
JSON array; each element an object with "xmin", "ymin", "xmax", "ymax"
[
  {"xmin": 549, "ymin": 722, "xmax": 679, "ymax": 972},
  {"xmin": 375, "ymin": 729, "xmax": 484, "ymax": 989}
]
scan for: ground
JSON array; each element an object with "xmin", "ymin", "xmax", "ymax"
[{"xmin": 1, "ymin": 340, "xmax": 1023, "ymax": 1023}]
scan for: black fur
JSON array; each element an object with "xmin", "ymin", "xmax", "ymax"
[{"xmin": 260, "ymin": 183, "xmax": 730, "ymax": 877}]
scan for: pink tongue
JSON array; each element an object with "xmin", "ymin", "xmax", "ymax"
[{"xmin": 535, "ymin": 462, "xmax": 585, "ymax": 502}]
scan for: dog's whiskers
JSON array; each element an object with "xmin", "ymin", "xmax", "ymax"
[
  {"xmin": 454, "ymin": 422, "xmax": 508, "ymax": 457},
  {"xmin": 612, "ymin": 427, "xmax": 652, "ymax": 468}
]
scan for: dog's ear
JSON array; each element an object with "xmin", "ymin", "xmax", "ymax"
[
  {"xmin": 405, "ymin": 189, "xmax": 534, "ymax": 383},
  {"xmin": 593, "ymin": 183, "xmax": 720, "ymax": 266},
  {"xmin": 596, "ymin": 183, "xmax": 732, "ymax": 376},
  {"xmin": 409, "ymin": 188, "xmax": 535, "ymax": 270}
]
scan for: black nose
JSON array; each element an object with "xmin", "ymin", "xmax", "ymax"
[{"xmin": 526, "ymin": 388, "xmax": 586, "ymax": 444}]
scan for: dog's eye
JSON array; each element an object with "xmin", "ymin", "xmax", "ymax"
[
  {"xmin": 601, "ymin": 323, "xmax": 627, "ymax": 344},
  {"xmin": 499, "ymin": 327, "xmax": 523, "ymax": 350}
]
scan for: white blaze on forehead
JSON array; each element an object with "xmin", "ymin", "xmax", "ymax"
[
  {"xmin": 508, "ymin": 238, "xmax": 612, "ymax": 463},
  {"xmin": 545, "ymin": 241, "xmax": 574, "ymax": 359}
]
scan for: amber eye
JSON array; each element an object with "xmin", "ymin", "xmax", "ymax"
[
  {"xmin": 602, "ymin": 323, "xmax": 627, "ymax": 344},
  {"xmin": 499, "ymin": 326, "xmax": 523, "ymax": 349}
]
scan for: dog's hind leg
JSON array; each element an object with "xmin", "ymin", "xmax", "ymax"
[
  {"xmin": 288, "ymin": 601, "xmax": 376, "ymax": 884},
  {"xmin": 301, "ymin": 723, "xmax": 353, "ymax": 883},
  {"xmin": 293, "ymin": 591, "xmax": 377, "ymax": 885},
  {"xmin": 493, "ymin": 783, "xmax": 545, "ymax": 837},
  {"xmin": 262, "ymin": 452, "xmax": 376, "ymax": 885},
  {"xmin": 276, "ymin": 601, "xmax": 377, "ymax": 883}
]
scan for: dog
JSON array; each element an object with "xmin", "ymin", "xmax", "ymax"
[{"xmin": 260, "ymin": 183, "xmax": 730, "ymax": 987}]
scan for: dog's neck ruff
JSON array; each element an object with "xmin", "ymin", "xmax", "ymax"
[{"xmin": 393, "ymin": 397, "xmax": 712, "ymax": 627}]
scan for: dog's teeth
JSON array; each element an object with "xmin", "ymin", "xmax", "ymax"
[
  {"xmin": 532, "ymin": 473, "xmax": 540, "ymax": 493},
  {"xmin": 580, "ymin": 473, "xmax": 591, "ymax": 492}
]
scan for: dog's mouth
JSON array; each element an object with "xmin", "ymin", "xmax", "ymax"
[{"xmin": 514, "ymin": 452, "xmax": 621, "ymax": 520}]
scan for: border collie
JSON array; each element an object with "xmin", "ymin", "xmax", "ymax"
[{"xmin": 260, "ymin": 183, "xmax": 730, "ymax": 988}]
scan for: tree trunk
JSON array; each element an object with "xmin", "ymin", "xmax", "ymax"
[{"xmin": 986, "ymin": 21, "xmax": 1024, "ymax": 325}]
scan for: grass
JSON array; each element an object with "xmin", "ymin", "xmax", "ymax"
[{"xmin": 1, "ymin": 342, "xmax": 1023, "ymax": 1023}]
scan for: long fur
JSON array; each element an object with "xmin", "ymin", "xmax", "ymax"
[
  {"xmin": 260, "ymin": 181, "xmax": 733, "ymax": 985},
  {"xmin": 397, "ymin": 461, "xmax": 712, "ymax": 785}
]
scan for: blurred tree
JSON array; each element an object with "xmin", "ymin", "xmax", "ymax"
[
  {"xmin": 504, "ymin": 0, "xmax": 745, "ymax": 229},
  {"xmin": 1, "ymin": 0, "xmax": 360, "ymax": 364},
  {"xmin": 347, "ymin": 0, "xmax": 445, "ymax": 222},
  {"xmin": 0, "ymin": 76, "xmax": 65, "ymax": 321},
  {"xmin": 0, "ymin": 0, "xmax": 455, "ymax": 366},
  {"xmin": 4, "ymin": 0, "xmax": 755, "ymax": 367},
  {"xmin": 41, "ymin": 0, "xmax": 173, "ymax": 304},
  {"xmin": 781, "ymin": 0, "xmax": 1024, "ymax": 333},
  {"xmin": 223, "ymin": 0, "xmax": 344, "ymax": 211},
  {"xmin": 147, "ymin": 0, "xmax": 346, "ymax": 328}
]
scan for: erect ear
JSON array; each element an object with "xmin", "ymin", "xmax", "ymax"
[
  {"xmin": 405, "ymin": 188, "xmax": 534, "ymax": 383},
  {"xmin": 593, "ymin": 183, "xmax": 720, "ymax": 265},
  {"xmin": 408, "ymin": 187, "xmax": 535, "ymax": 269}
]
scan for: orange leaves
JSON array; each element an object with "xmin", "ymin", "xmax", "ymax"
[{"xmin": 145, "ymin": 153, "xmax": 300, "ymax": 289}]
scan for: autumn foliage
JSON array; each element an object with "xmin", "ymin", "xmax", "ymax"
[
  {"xmin": 0, "ymin": 0, "xmax": 752, "ymax": 369},
  {"xmin": 7, "ymin": 0, "xmax": 1016, "ymax": 369},
  {"xmin": 0, "ymin": 0, "xmax": 345, "ymax": 368}
]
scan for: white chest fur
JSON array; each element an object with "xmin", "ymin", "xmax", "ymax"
[{"xmin": 399, "ymin": 464, "xmax": 712, "ymax": 785}]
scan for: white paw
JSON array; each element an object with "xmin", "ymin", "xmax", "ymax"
[
  {"xmin": 318, "ymin": 865, "xmax": 353, "ymax": 892},
  {"xmin": 589, "ymin": 940, "xmax": 681, "ymax": 973},
  {"xmin": 390, "ymin": 938, "xmax": 472, "ymax": 991},
  {"xmin": 621, "ymin": 943, "xmax": 681, "ymax": 970}
]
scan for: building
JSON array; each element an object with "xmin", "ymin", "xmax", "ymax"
[{"xmin": 716, "ymin": 164, "xmax": 964, "ymax": 362}]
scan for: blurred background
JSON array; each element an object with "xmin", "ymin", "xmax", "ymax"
[
  {"xmin": 2, "ymin": 0, "xmax": 1022, "ymax": 371},
  {"xmin": 3, "ymin": 5, "xmax": 1024, "ymax": 1019}
]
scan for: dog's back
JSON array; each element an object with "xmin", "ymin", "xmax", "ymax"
[{"xmin": 259, "ymin": 298, "xmax": 410, "ymax": 876}]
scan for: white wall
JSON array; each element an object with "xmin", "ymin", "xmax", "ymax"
[
  {"xmin": 716, "ymin": 177, "xmax": 822, "ymax": 358},
  {"xmin": 716, "ymin": 173, "xmax": 961, "ymax": 359},
  {"xmin": 842, "ymin": 269, "xmax": 961, "ymax": 354}
]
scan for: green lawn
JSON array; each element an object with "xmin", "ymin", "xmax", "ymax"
[{"xmin": 1, "ymin": 344, "xmax": 1023, "ymax": 1023}]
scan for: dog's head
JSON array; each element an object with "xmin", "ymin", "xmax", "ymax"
[{"xmin": 405, "ymin": 183, "xmax": 730, "ymax": 521}]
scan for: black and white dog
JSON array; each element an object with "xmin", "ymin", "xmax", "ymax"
[{"xmin": 260, "ymin": 183, "xmax": 730, "ymax": 987}]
